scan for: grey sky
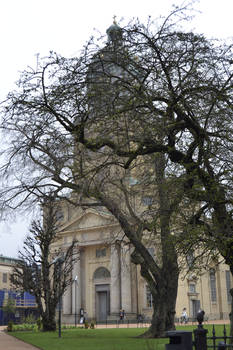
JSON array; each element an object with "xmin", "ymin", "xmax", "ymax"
[{"xmin": 0, "ymin": 0, "xmax": 232, "ymax": 257}]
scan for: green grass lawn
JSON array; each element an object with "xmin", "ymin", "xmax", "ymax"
[
  {"xmin": 11, "ymin": 328, "xmax": 167, "ymax": 350},
  {"xmin": 10, "ymin": 324, "xmax": 230, "ymax": 350}
]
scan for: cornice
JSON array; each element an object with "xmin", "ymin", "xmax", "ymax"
[{"xmin": 57, "ymin": 222, "xmax": 119, "ymax": 236}]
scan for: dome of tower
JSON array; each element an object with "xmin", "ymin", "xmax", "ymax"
[{"xmin": 106, "ymin": 20, "xmax": 123, "ymax": 43}]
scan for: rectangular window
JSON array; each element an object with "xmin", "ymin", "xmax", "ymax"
[
  {"xmin": 55, "ymin": 208, "xmax": 64, "ymax": 221},
  {"xmin": 189, "ymin": 283, "xmax": 196, "ymax": 293},
  {"xmin": 142, "ymin": 197, "xmax": 153, "ymax": 206},
  {"xmin": 146, "ymin": 285, "xmax": 153, "ymax": 308},
  {"xmin": 96, "ymin": 248, "xmax": 106, "ymax": 258},
  {"xmin": 226, "ymin": 270, "xmax": 232, "ymax": 303},
  {"xmin": 186, "ymin": 251, "xmax": 194, "ymax": 268},
  {"xmin": 209, "ymin": 269, "xmax": 217, "ymax": 302},
  {"xmin": 2, "ymin": 273, "xmax": 7, "ymax": 283}
]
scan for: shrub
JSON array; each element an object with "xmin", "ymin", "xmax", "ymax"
[
  {"xmin": 11, "ymin": 323, "xmax": 38, "ymax": 332},
  {"xmin": 36, "ymin": 318, "xmax": 42, "ymax": 330},
  {"xmin": 7, "ymin": 321, "xmax": 14, "ymax": 332},
  {"xmin": 24, "ymin": 314, "xmax": 36, "ymax": 324},
  {"xmin": 62, "ymin": 324, "xmax": 77, "ymax": 329}
]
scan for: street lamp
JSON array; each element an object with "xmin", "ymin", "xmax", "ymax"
[
  {"xmin": 53, "ymin": 256, "xmax": 65, "ymax": 338},
  {"xmin": 74, "ymin": 275, "xmax": 78, "ymax": 327}
]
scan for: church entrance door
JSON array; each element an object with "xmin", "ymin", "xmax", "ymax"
[
  {"xmin": 95, "ymin": 284, "xmax": 110, "ymax": 321},
  {"xmin": 98, "ymin": 291, "xmax": 107, "ymax": 321}
]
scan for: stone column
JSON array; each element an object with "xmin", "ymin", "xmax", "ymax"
[
  {"xmin": 72, "ymin": 257, "xmax": 81, "ymax": 316},
  {"xmin": 110, "ymin": 243, "xmax": 121, "ymax": 314},
  {"xmin": 63, "ymin": 278, "xmax": 72, "ymax": 315},
  {"xmin": 121, "ymin": 245, "xmax": 132, "ymax": 313}
]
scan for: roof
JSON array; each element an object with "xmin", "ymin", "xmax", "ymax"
[{"xmin": 0, "ymin": 255, "xmax": 21, "ymax": 265}]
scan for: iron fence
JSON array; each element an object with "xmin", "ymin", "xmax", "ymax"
[
  {"xmin": 164, "ymin": 310, "xmax": 233, "ymax": 350},
  {"xmin": 94, "ymin": 319, "xmax": 152, "ymax": 328},
  {"xmin": 207, "ymin": 325, "xmax": 233, "ymax": 350}
]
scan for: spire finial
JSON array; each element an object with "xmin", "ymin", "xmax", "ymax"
[{"xmin": 113, "ymin": 15, "xmax": 117, "ymax": 24}]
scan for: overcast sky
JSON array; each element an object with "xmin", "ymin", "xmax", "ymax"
[{"xmin": 0, "ymin": 0, "xmax": 233, "ymax": 258}]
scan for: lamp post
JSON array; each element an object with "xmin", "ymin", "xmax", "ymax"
[
  {"xmin": 74, "ymin": 275, "xmax": 78, "ymax": 327},
  {"xmin": 53, "ymin": 256, "xmax": 65, "ymax": 338}
]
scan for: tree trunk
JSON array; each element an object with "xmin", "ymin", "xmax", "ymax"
[
  {"xmin": 140, "ymin": 265, "xmax": 179, "ymax": 338},
  {"xmin": 42, "ymin": 307, "xmax": 57, "ymax": 331},
  {"xmin": 42, "ymin": 315, "xmax": 56, "ymax": 332},
  {"xmin": 138, "ymin": 154, "xmax": 179, "ymax": 338}
]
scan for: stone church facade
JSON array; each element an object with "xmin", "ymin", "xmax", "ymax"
[{"xmin": 53, "ymin": 205, "xmax": 232, "ymax": 324}]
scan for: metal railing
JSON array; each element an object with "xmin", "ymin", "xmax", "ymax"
[
  {"xmin": 192, "ymin": 311, "xmax": 233, "ymax": 350},
  {"xmin": 15, "ymin": 299, "xmax": 37, "ymax": 308},
  {"xmin": 89, "ymin": 318, "xmax": 152, "ymax": 329},
  {"xmin": 207, "ymin": 325, "xmax": 233, "ymax": 350},
  {"xmin": 2, "ymin": 298, "xmax": 37, "ymax": 308}
]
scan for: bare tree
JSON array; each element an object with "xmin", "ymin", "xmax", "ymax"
[
  {"xmin": 1, "ymin": 3, "xmax": 233, "ymax": 336},
  {"xmin": 10, "ymin": 196, "xmax": 78, "ymax": 331}
]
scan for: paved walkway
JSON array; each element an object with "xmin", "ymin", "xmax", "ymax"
[{"xmin": 0, "ymin": 327, "xmax": 39, "ymax": 350}]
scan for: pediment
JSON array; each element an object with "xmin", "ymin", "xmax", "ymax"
[{"xmin": 58, "ymin": 209, "xmax": 115, "ymax": 233}]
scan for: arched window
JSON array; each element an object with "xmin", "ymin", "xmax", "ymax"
[
  {"xmin": 209, "ymin": 269, "xmax": 217, "ymax": 302},
  {"xmin": 93, "ymin": 267, "xmax": 110, "ymax": 279}
]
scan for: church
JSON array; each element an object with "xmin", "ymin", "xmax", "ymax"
[
  {"xmin": 53, "ymin": 204, "xmax": 232, "ymax": 324},
  {"xmin": 52, "ymin": 21, "xmax": 232, "ymax": 324}
]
